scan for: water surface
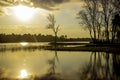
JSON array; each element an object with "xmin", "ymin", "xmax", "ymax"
[{"xmin": 0, "ymin": 43, "xmax": 120, "ymax": 80}]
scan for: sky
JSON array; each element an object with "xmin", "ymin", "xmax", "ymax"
[{"xmin": 0, "ymin": 0, "xmax": 90, "ymax": 38}]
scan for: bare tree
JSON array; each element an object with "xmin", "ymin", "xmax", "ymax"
[
  {"xmin": 78, "ymin": 10, "xmax": 93, "ymax": 40},
  {"xmin": 46, "ymin": 14, "xmax": 59, "ymax": 47},
  {"xmin": 111, "ymin": 0, "xmax": 120, "ymax": 43},
  {"xmin": 112, "ymin": 0, "xmax": 120, "ymax": 13},
  {"xmin": 111, "ymin": 14, "xmax": 120, "ymax": 43},
  {"xmin": 78, "ymin": 0, "xmax": 102, "ymax": 43},
  {"xmin": 96, "ymin": 12, "xmax": 103, "ymax": 40},
  {"xmin": 78, "ymin": 0, "xmax": 119, "ymax": 43},
  {"xmin": 100, "ymin": 0, "xmax": 115, "ymax": 42}
]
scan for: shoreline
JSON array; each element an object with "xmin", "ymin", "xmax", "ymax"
[{"xmin": 0, "ymin": 43, "xmax": 120, "ymax": 53}]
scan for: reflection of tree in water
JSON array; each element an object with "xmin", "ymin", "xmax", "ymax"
[
  {"xmin": 36, "ymin": 49, "xmax": 62, "ymax": 80},
  {"xmin": 79, "ymin": 52, "xmax": 120, "ymax": 80},
  {"xmin": 112, "ymin": 53, "xmax": 120, "ymax": 80},
  {"xmin": 0, "ymin": 68, "xmax": 9, "ymax": 80},
  {"xmin": 47, "ymin": 50, "xmax": 59, "ymax": 75},
  {"xmin": 0, "ymin": 68, "xmax": 4, "ymax": 78}
]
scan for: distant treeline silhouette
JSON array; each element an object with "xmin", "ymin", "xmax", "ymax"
[{"xmin": 0, "ymin": 33, "xmax": 90, "ymax": 43}]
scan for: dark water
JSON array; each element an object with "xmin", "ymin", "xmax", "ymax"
[{"xmin": 0, "ymin": 43, "xmax": 120, "ymax": 80}]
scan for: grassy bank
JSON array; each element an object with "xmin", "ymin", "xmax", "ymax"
[
  {"xmin": 46, "ymin": 43, "xmax": 120, "ymax": 53},
  {"xmin": 46, "ymin": 46, "xmax": 119, "ymax": 53}
]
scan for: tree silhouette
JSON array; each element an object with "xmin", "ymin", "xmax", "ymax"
[
  {"xmin": 46, "ymin": 14, "xmax": 60, "ymax": 47},
  {"xmin": 112, "ymin": 14, "xmax": 120, "ymax": 42},
  {"xmin": 77, "ymin": 0, "xmax": 102, "ymax": 43},
  {"xmin": 100, "ymin": 0, "xmax": 115, "ymax": 42},
  {"xmin": 78, "ymin": 52, "xmax": 120, "ymax": 80}
]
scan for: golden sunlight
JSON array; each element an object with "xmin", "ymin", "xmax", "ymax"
[
  {"xmin": 12, "ymin": 5, "xmax": 36, "ymax": 21},
  {"xmin": 19, "ymin": 69, "xmax": 28, "ymax": 78},
  {"xmin": 20, "ymin": 42, "xmax": 28, "ymax": 46}
]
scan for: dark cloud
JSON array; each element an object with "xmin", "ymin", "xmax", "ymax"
[
  {"xmin": 31, "ymin": 0, "xmax": 70, "ymax": 10},
  {"xmin": 31, "ymin": 0, "xmax": 69, "ymax": 6},
  {"xmin": 31, "ymin": 0, "xmax": 81, "ymax": 10}
]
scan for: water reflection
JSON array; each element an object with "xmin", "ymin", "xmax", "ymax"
[
  {"xmin": 34, "ymin": 45, "xmax": 62, "ymax": 80},
  {"xmin": 0, "ymin": 44, "xmax": 120, "ymax": 80},
  {"xmin": 19, "ymin": 69, "xmax": 28, "ymax": 79},
  {"xmin": 0, "ymin": 42, "xmax": 49, "ymax": 53},
  {"xmin": 112, "ymin": 53, "xmax": 120, "ymax": 80},
  {"xmin": 20, "ymin": 42, "xmax": 29, "ymax": 46},
  {"xmin": 0, "ymin": 45, "xmax": 42, "ymax": 53},
  {"xmin": 79, "ymin": 52, "xmax": 120, "ymax": 80}
]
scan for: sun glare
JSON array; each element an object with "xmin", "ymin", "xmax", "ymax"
[
  {"xmin": 20, "ymin": 42, "xmax": 28, "ymax": 46},
  {"xmin": 19, "ymin": 69, "xmax": 28, "ymax": 78},
  {"xmin": 12, "ymin": 5, "xmax": 35, "ymax": 21}
]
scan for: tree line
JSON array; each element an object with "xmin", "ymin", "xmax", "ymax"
[{"xmin": 0, "ymin": 33, "xmax": 90, "ymax": 43}]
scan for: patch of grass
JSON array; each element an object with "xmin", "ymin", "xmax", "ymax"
[{"xmin": 46, "ymin": 44, "xmax": 120, "ymax": 53}]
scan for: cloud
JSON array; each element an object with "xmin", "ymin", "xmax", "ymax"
[
  {"xmin": 0, "ymin": 0, "xmax": 81, "ymax": 15},
  {"xmin": 0, "ymin": 0, "xmax": 12, "ymax": 6},
  {"xmin": 31, "ymin": 0, "xmax": 83, "ymax": 10},
  {"xmin": 31, "ymin": 0, "xmax": 70, "ymax": 10},
  {"xmin": 0, "ymin": 0, "xmax": 70, "ymax": 13},
  {"xmin": 0, "ymin": 0, "xmax": 13, "ymax": 15},
  {"xmin": 24, "ymin": 0, "xmax": 81, "ymax": 10}
]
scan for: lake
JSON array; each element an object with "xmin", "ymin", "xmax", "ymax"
[{"xmin": 0, "ymin": 42, "xmax": 120, "ymax": 80}]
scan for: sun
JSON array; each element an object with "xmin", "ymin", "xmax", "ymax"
[{"xmin": 12, "ymin": 5, "xmax": 35, "ymax": 21}]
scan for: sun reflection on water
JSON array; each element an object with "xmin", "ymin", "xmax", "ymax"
[
  {"xmin": 19, "ymin": 69, "xmax": 28, "ymax": 79},
  {"xmin": 20, "ymin": 42, "xmax": 28, "ymax": 46}
]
